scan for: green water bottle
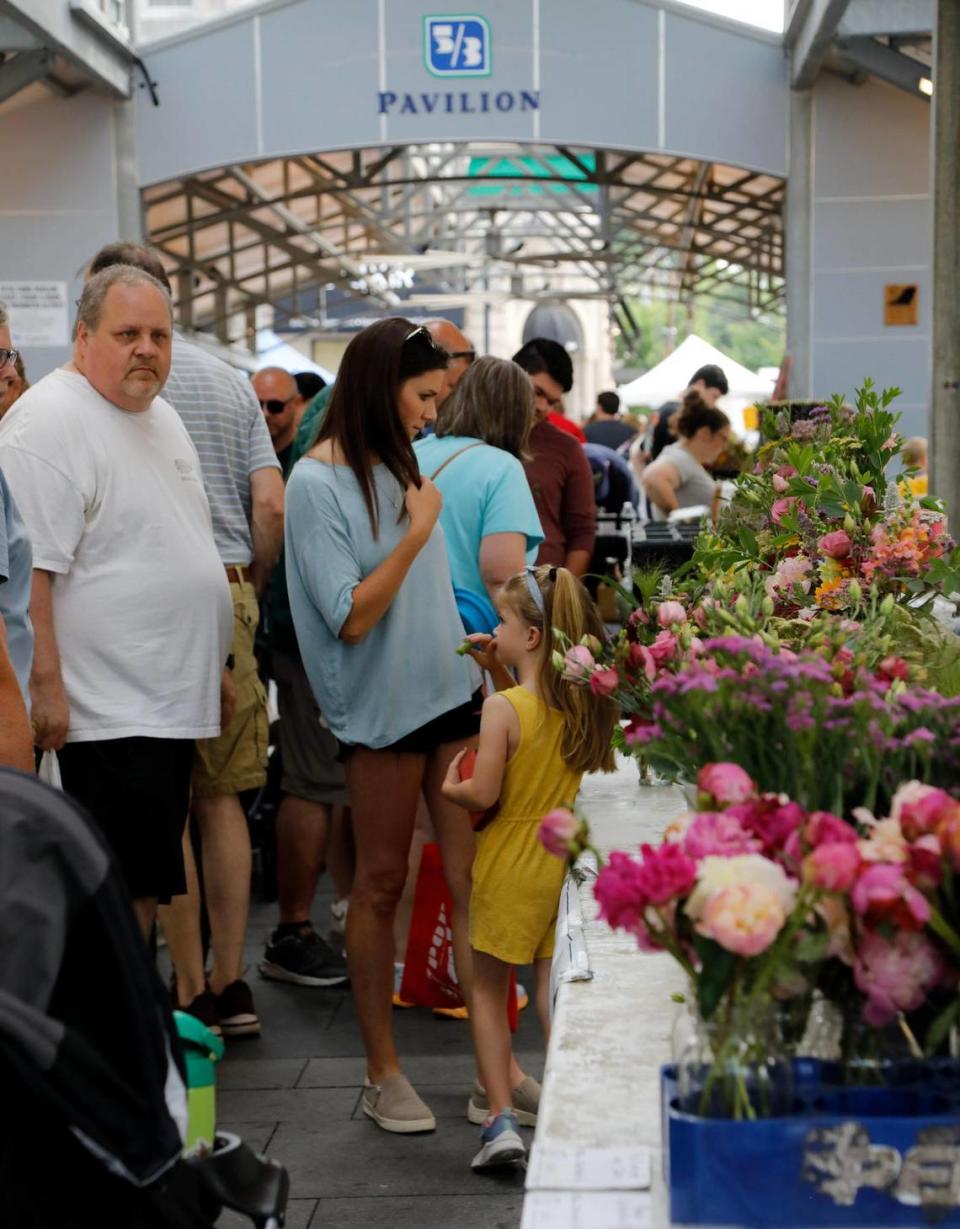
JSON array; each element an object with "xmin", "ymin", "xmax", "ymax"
[{"xmin": 174, "ymin": 1010, "xmax": 225, "ymax": 1156}]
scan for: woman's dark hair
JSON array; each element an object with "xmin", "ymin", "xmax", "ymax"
[
  {"xmin": 673, "ymin": 388, "xmax": 730, "ymax": 439},
  {"xmin": 317, "ymin": 318, "xmax": 448, "ymax": 535}
]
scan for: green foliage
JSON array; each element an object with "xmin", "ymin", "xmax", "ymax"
[{"xmin": 693, "ymin": 934, "xmax": 740, "ymax": 1020}]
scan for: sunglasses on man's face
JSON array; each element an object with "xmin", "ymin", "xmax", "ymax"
[
  {"xmin": 0, "ymin": 349, "xmax": 19, "ymax": 370},
  {"xmin": 258, "ymin": 396, "xmax": 294, "ymax": 415}
]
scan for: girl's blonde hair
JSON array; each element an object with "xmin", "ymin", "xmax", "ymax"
[{"xmin": 501, "ymin": 566, "xmax": 617, "ymax": 775}]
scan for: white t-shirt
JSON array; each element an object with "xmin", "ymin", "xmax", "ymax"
[{"xmin": 0, "ymin": 368, "xmax": 233, "ymax": 742}]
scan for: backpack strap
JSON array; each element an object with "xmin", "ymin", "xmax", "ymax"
[{"xmin": 429, "ymin": 441, "xmax": 484, "ymax": 481}]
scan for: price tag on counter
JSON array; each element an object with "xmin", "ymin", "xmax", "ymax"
[
  {"xmin": 525, "ymin": 1144, "xmax": 651, "ymax": 1191},
  {"xmin": 520, "ymin": 1190, "xmax": 652, "ymax": 1229}
]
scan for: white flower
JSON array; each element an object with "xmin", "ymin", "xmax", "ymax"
[{"xmin": 686, "ymin": 854, "xmax": 798, "ymax": 922}]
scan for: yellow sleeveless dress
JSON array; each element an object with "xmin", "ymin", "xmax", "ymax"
[{"xmin": 469, "ymin": 685, "xmax": 583, "ymax": 965}]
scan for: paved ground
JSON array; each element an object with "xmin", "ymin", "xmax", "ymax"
[{"xmin": 196, "ymin": 885, "xmax": 538, "ymax": 1229}]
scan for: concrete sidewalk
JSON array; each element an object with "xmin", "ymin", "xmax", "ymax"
[{"xmin": 211, "ymin": 892, "xmax": 538, "ymax": 1229}]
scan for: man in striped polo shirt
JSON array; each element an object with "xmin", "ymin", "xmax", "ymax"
[{"xmin": 87, "ymin": 243, "xmax": 285, "ymax": 1039}]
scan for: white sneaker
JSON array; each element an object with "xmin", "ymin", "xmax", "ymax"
[{"xmin": 471, "ymin": 1110, "xmax": 526, "ymax": 1170}]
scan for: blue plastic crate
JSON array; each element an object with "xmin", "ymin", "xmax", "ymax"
[{"xmin": 662, "ymin": 1061, "xmax": 960, "ymax": 1226}]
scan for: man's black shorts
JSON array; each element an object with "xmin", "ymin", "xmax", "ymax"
[{"xmin": 57, "ymin": 736, "xmax": 193, "ymax": 902}]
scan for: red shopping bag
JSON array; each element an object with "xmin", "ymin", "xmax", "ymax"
[{"xmin": 400, "ymin": 841, "xmax": 519, "ymax": 1031}]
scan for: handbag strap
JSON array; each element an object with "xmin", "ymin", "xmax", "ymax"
[{"xmin": 429, "ymin": 441, "xmax": 484, "ymax": 481}]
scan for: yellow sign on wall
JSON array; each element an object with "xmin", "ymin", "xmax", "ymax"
[{"xmin": 885, "ymin": 284, "xmax": 919, "ymax": 327}]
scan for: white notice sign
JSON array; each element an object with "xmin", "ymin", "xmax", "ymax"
[
  {"xmin": 520, "ymin": 1191, "xmax": 653, "ymax": 1229},
  {"xmin": 526, "ymin": 1145, "xmax": 651, "ymax": 1191},
  {"xmin": 0, "ymin": 282, "xmax": 69, "ymax": 347}
]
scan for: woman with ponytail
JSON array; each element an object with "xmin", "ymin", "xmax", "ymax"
[{"xmin": 443, "ymin": 565, "xmax": 616, "ymax": 1171}]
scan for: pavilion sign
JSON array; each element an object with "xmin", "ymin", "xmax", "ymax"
[{"xmin": 378, "ymin": 14, "xmax": 540, "ymax": 117}]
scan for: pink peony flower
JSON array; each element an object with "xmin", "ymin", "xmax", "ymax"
[
  {"xmin": 697, "ymin": 762, "xmax": 756, "ymax": 807},
  {"xmin": 807, "ymin": 811, "xmax": 857, "ymax": 847},
  {"xmin": 804, "ymin": 842, "xmax": 860, "ymax": 892},
  {"xmin": 589, "ymin": 667, "xmax": 619, "ymax": 697},
  {"xmin": 854, "ymin": 929, "xmax": 947, "ymax": 1027},
  {"xmin": 891, "ymin": 781, "xmax": 960, "ymax": 840},
  {"xmin": 858, "ymin": 817, "xmax": 908, "ymax": 864},
  {"xmin": 819, "ymin": 530, "xmax": 852, "ymax": 559},
  {"xmin": 729, "ymin": 796, "xmax": 806, "ymax": 856},
  {"xmin": 697, "ymin": 882, "xmax": 786, "ymax": 957},
  {"xmin": 637, "ymin": 841, "xmax": 698, "ymax": 905},
  {"xmin": 594, "ymin": 852, "xmax": 658, "ymax": 946},
  {"xmin": 908, "ymin": 835, "xmax": 943, "ymax": 891},
  {"xmin": 538, "ymin": 808, "xmax": 582, "ymax": 858},
  {"xmin": 562, "ymin": 644, "xmax": 596, "ymax": 682},
  {"xmin": 657, "ymin": 600, "xmax": 687, "ymax": 628},
  {"xmin": 682, "ymin": 811, "xmax": 762, "ymax": 859},
  {"xmin": 851, "ymin": 863, "xmax": 930, "ymax": 929}
]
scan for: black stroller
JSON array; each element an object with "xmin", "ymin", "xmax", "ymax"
[{"xmin": 0, "ymin": 768, "xmax": 289, "ymax": 1228}]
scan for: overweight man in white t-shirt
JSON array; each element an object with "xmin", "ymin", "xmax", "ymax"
[{"xmin": 0, "ymin": 266, "xmax": 233, "ymax": 935}]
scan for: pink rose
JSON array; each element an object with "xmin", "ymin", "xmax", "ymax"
[
  {"xmin": 697, "ymin": 762, "xmax": 756, "ymax": 807},
  {"xmin": 648, "ymin": 629, "xmax": 678, "ymax": 666},
  {"xmin": 627, "ymin": 642, "xmax": 657, "ymax": 682},
  {"xmin": 771, "ymin": 497, "xmax": 798, "ymax": 526},
  {"xmin": 657, "ymin": 601, "xmax": 687, "ymax": 628},
  {"xmin": 682, "ymin": 811, "xmax": 762, "ymax": 859},
  {"xmin": 636, "ymin": 841, "xmax": 698, "ymax": 905},
  {"xmin": 772, "ymin": 473, "xmax": 789, "ymax": 493},
  {"xmin": 851, "ymin": 863, "xmax": 930, "ymax": 930},
  {"xmin": 804, "ymin": 842, "xmax": 860, "ymax": 892},
  {"xmin": 891, "ymin": 781, "xmax": 960, "ymax": 840},
  {"xmin": 589, "ymin": 667, "xmax": 620, "ymax": 697},
  {"xmin": 854, "ymin": 929, "xmax": 947, "ymax": 1027},
  {"xmin": 819, "ymin": 530, "xmax": 852, "ymax": 559},
  {"xmin": 562, "ymin": 644, "xmax": 596, "ymax": 682},
  {"xmin": 697, "ymin": 882, "xmax": 785, "ymax": 957},
  {"xmin": 538, "ymin": 808, "xmax": 582, "ymax": 858}
]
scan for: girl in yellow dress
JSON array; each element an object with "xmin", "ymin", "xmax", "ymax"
[{"xmin": 442, "ymin": 565, "xmax": 617, "ymax": 1170}]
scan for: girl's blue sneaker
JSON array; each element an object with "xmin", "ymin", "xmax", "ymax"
[{"xmin": 471, "ymin": 1109, "xmax": 526, "ymax": 1170}]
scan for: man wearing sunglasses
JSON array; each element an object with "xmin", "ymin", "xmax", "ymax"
[
  {"xmin": 251, "ymin": 368, "xmax": 303, "ymax": 468},
  {"xmin": 425, "ymin": 318, "xmax": 475, "ymax": 411}
]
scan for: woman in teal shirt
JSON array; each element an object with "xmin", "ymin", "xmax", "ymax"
[
  {"xmin": 414, "ymin": 355, "xmax": 543, "ymax": 617},
  {"xmin": 286, "ymin": 320, "xmax": 479, "ymax": 1137}
]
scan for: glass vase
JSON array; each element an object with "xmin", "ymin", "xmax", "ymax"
[{"xmin": 677, "ymin": 997, "xmax": 794, "ymax": 1120}]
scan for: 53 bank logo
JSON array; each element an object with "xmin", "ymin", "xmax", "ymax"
[{"xmin": 424, "ymin": 15, "xmax": 491, "ymax": 77}]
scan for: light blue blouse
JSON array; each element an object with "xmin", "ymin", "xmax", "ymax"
[
  {"xmin": 285, "ymin": 458, "xmax": 475, "ymax": 749},
  {"xmin": 413, "ymin": 435, "xmax": 543, "ymax": 599}
]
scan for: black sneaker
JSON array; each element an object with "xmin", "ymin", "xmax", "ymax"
[
  {"xmin": 259, "ymin": 930, "xmax": 350, "ymax": 988},
  {"xmin": 177, "ymin": 988, "xmax": 222, "ymax": 1038},
  {"xmin": 213, "ymin": 979, "xmax": 261, "ymax": 1038}
]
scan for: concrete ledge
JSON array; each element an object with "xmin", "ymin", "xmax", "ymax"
[{"xmin": 531, "ymin": 758, "xmax": 686, "ymax": 1227}]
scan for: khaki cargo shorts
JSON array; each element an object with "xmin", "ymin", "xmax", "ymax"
[{"xmin": 193, "ymin": 576, "xmax": 269, "ymax": 799}]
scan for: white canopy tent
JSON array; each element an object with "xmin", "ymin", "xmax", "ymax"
[{"xmin": 617, "ymin": 334, "xmax": 775, "ymax": 437}]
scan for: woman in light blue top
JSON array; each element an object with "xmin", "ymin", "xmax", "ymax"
[
  {"xmin": 414, "ymin": 355, "xmax": 543, "ymax": 618},
  {"xmin": 286, "ymin": 318, "xmax": 479, "ymax": 1136}
]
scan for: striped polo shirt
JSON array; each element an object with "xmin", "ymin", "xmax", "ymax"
[{"xmin": 163, "ymin": 335, "xmax": 280, "ymax": 565}]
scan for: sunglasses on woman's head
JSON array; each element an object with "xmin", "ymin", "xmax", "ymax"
[{"xmin": 258, "ymin": 396, "xmax": 294, "ymax": 415}]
